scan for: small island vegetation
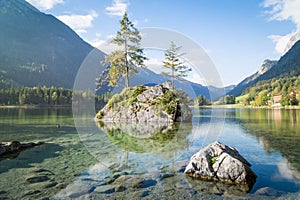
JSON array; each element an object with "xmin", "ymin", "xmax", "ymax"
[
  {"xmin": 162, "ymin": 41, "xmax": 192, "ymax": 90},
  {"xmin": 100, "ymin": 12, "xmax": 147, "ymax": 88},
  {"xmin": 95, "ymin": 13, "xmax": 193, "ymax": 122},
  {"xmin": 95, "ymin": 83, "xmax": 192, "ymax": 123}
]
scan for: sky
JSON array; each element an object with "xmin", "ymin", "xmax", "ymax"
[{"xmin": 25, "ymin": 0, "xmax": 300, "ymax": 87}]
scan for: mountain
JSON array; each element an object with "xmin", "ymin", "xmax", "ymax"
[
  {"xmin": 208, "ymin": 85, "xmax": 235, "ymax": 99},
  {"xmin": 0, "ymin": 0, "xmax": 104, "ymax": 88},
  {"xmin": 229, "ymin": 59, "xmax": 277, "ymax": 96},
  {"xmin": 283, "ymin": 31, "xmax": 300, "ymax": 55},
  {"xmin": 0, "ymin": 0, "xmax": 228, "ymax": 100},
  {"xmin": 230, "ymin": 37, "xmax": 300, "ymax": 96},
  {"xmin": 96, "ymin": 67, "xmax": 211, "ymax": 99},
  {"xmin": 260, "ymin": 39, "xmax": 300, "ymax": 79}
]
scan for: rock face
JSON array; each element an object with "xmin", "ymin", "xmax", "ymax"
[
  {"xmin": 184, "ymin": 141, "xmax": 257, "ymax": 191},
  {"xmin": 0, "ymin": 141, "xmax": 44, "ymax": 156},
  {"xmin": 95, "ymin": 83, "xmax": 192, "ymax": 123}
]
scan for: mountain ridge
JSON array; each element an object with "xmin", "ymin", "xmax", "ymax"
[
  {"xmin": 0, "ymin": 0, "xmax": 230, "ymax": 101},
  {"xmin": 228, "ymin": 59, "xmax": 277, "ymax": 96},
  {"xmin": 0, "ymin": 0, "xmax": 101, "ymax": 88},
  {"xmin": 229, "ymin": 38, "xmax": 300, "ymax": 96}
]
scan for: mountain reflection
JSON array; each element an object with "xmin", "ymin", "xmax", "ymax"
[{"xmin": 237, "ymin": 109, "xmax": 300, "ymax": 180}]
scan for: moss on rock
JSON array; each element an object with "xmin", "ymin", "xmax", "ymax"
[{"xmin": 95, "ymin": 83, "xmax": 192, "ymax": 122}]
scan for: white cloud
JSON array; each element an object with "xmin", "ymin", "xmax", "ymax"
[
  {"xmin": 263, "ymin": 0, "xmax": 300, "ymax": 28},
  {"xmin": 95, "ymin": 33, "xmax": 102, "ymax": 38},
  {"xmin": 106, "ymin": 0, "xmax": 127, "ymax": 17},
  {"xmin": 26, "ymin": 0, "xmax": 64, "ymax": 10},
  {"xmin": 262, "ymin": 0, "xmax": 300, "ymax": 54},
  {"xmin": 144, "ymin": 58, "xmax": 163, "ymax": 74},
  {"xmin": 133, "ymin": 20, "xmax": 139, "ymax": 26},
  {"xmin": 186, "ymin": 68, "xmax": 206, "ymax": 85},
  {"xmin": 268, "ymin": 32, "xmax": 296, "ymax": 54},
  {"xmin": 88, "ymin": 39, "xmax": 120, "ymax": 54},
  {"xmin": 107, "ymin": 34, "xmax": 115, "ymax": 39},
  {"xmin": 57, "ymin": 11, "xmax": 98, "ymax": 35}
]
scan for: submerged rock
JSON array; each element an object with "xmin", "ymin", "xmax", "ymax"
[
  {"xmin": 26, "ymin": 175, "xmax": 49, "ymax": 183},
  {"xmin": 255, "ymin": 187, "xmax": 283, "ymax": 197},
  {"xmin": 184, "ymin": 141, "xmax": 257, "ymax": 191},
  {"xmin": 0, "ymin": 141, "xmax": 44, "ymax": 156}
]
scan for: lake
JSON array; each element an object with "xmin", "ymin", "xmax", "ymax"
[{"xmin": 0, "ymin": 107, "xmax": 300, "ymax": 199}]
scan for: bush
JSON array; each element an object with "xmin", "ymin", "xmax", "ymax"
[{"xmin": 132, "ymin": 85, "xmax": 146, "ymax": 97}]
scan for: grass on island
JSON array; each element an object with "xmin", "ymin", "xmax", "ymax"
[{"xmin": 96, "ymin": 85, "xmax": 190, "ymax": 120}]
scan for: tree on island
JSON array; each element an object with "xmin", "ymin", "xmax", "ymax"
[
  {"xmin": 104, "ymin": 12, "xmax": 147, "ymax": 88},
  {"xmin": 162, "ymin": 41, "xmax": 192, "ymax": 90}
]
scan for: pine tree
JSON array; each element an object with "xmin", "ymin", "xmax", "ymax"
[
  {"xmin": 105, "ymin": 12, "xmax": 147, "ymax": 88},
  {"xmin": 162, "ymin": 41, "xmax": 191, "ymax": 90}
]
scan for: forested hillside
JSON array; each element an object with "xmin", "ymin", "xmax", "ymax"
[
  {"xmin": 238, "ymin": 76, "xmax": 300, "ymax": 106},
  {"xmin": 0, "ymin": 0, "xmax": 103, "ymax": 88}
]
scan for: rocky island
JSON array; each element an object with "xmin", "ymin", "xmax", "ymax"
[{"xmin": 95, "ymin": 83, "xmax": 192, "ymax": 123}]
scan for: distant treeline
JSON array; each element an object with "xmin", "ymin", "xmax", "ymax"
[{"xmin": 0, "ymin": 86, "xmax": 112, "ymax": 108}]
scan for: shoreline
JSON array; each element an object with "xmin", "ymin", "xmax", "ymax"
[
  {"xmin": 0, "ymin": 105, "xmax": 72, "ymax": 109},
  {"xmin": 2, "ymin": 104, "xmax": 300, "ymax": 110},
  {"xmin": 195, "ymin": 105, "xmax": 300, "ymax": 109}
]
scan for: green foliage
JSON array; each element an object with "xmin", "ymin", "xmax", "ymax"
[
  {"xmin": 0, "ymin": 86, "xmax": 72, "ymax": 106},
  {"xmin": 105, "ymin": 86, "xmax": 146, "ymax": 111},
  {"xmin": 97, "ymin": 122, "xmax": 187, "ymax": 154},
  {"xmin": 132, "ymin": 85, "xmax": 146, "ymax": 96},
  {"xmin": 240, "ymin": 75, "xmax": 300, "ymax": 106},
  {"xmin": 0, "ymin": 1, "xmax": 94, "ymax": 89},
  {"xmin": 103, "ymin": 12, "xmax": 147, "ymax": 88},
  {"xmin": 126, "ymin": 86, "xmax": 146, "ymax": 106},
  {"xmin": 0, "ymin": 86, "xmax": 111, "ymax": 109},
  {"xmin": 160, "ymin": 90, "xmax": 179, "ymax": 115},
  {"xmin": 218, "ymin": 95, "xmax": 236, "ymax": 105},
  {"xmin": 211, "ymin": 156, "xmax": 217, "ymax": 165},
  {"xmin": 96, "ymin": 110, "xmax": 104, "ymax": 119},
  {"xmin": 254, "ymin": 90, "xmax": 269, "ymax": 106},
  {"xmin": 197, "ymin": 94, "xmax": 211, "ymax": 106},
  {"xmin": 107, "ymin": 92, "xmax": 125, "ymax": 110},
  {"xmin": 99, "ymin": 85, "xmax": 190, "ymax": 118},
  {"xmin": 162, "ymin": 41, "xmax": 192, "ymax": 90},
  {"xmin": 290, "ymin": 92, "xmax": 299, "ymax": 105},
  {"xmin": 236, "ymin": 94, "xmax": 250, "ymax": 105}
]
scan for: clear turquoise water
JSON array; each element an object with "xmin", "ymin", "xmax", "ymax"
[{"xmin": 0, "ymin": 108, "xmax": 300, "ymax": 199}]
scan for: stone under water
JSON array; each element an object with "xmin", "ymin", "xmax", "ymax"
[{"xmin": 0, "ymin": 141, "xmax": 44, "ymax": 156}]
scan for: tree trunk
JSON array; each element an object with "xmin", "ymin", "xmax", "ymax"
[
  {"xmin": 125, "ymin": 39, "xmax": 129, "ymax": 88},
  {"xmin": 125, "ymin": 66, "xmax": 129, "ymax": 88},
  {"xmin": 172, "ymin": 66, "xmax": 175, "ymax": 90}
]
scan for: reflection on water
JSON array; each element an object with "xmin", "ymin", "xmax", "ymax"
[
  {"xmin": 223, "ymin": 108, "xmax": 300, "ymax": 193},
  {"xmin": 97, "ymin": 122, "xmax": 191, "ymax": 155},
  {"xmin": 1, "ymin": 108, "xmax": 300, "ymax": 199},
  {"xmin": 237, "ymin": 109, "xmax": 300, "ymax": 176},
  {"xmin": 97, "ymin": 121, "xmax": 177, "ymax": 139}
]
